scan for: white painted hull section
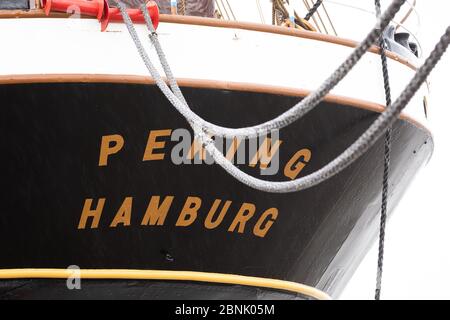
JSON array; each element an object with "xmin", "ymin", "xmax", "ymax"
[{"xmin": 0, "ymin": 18, "xmax": 429, "ymax": 128}]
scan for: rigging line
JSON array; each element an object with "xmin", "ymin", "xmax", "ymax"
[
  {"xmin": 321, "ymin": 2, "xmax": 337, "ymax": 36},
  {"xmin": 256, "ymin": 0, "xmax": 266, "ymax": 24},
  {"xmin": 219, "ymin": 0, "xmax": 231, "ymax": 20},
  {"xmin": 225, "ymin": 0, "xmax": 236, "ymax": 21},
  {"xmin": 312, "ymin": 1, "xmax": 329, "ymax": 35},
  {"xmin": 305, "ymin": 0, "xmax": 328, "ymax": 34},
  {"xmin": 217, "ymin": 0, "xmax": 238, "ymax": 37},
  {"xmin": 116, "ymin": 0, "xmax": 448, "ymax": 193},
  {"xmin": 374, "ymin": 0, "xmax": 392, "ymax": 301},
  {"xmin": 396, "ymin": 0, "xmax": 417, "ymax": 31},
  {"xmin": 304, "ymin": 0, "xmax": 323, "ymax": 20},
  {"xmin": 214, "ymin": 0, "xmax": 224, "ymax": 19},
  {"xmin": 304, "ymin": 0, "xmax": 323, "ymax": 33}
]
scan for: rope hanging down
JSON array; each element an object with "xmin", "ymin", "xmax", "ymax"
[
  {"xmin": 374, "ymin": 0, "xmax": 392, "ymax": 301},
  {"xmin": 113, "ymin": 0, "xmax": 450, "ymax": 194}
]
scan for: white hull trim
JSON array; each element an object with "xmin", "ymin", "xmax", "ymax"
[{"xmin": 0, "ymin": 17, "xmax": 430, "ymax": 130}]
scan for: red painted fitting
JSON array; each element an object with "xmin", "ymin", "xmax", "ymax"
[
  {"xmin": 41, "ymin": 0, "xmax": 159, "ymax": 32},
  {"xmin": 108, "ymin": 1, "xmax": 160, "ymax": 30},
  {"xmin": 42, "ymin": 0, "xmax": 109, "ymax": 23}
]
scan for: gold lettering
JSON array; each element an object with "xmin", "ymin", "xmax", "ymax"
[
  {"xmin": 98, "ymin": 134, "xmax": 124, "ymax": 166},
  {"xmin": 188, "ymin": 138, "xmax": 207, "ymax": 161},
  {"xmin": 78, "ymin": 198, "xmax": 105, "ymax": 229},
  {"xmin": 176, "ymin": 196, "xmax": 201, "ymax": 227},
  {"xmin": 253, "ymin": 208, "xmax": 278, "ymax": 238},
  {"xmin": 110, "ymin": 197, "xmax": 133, "ymax": 227},
  {"xmin": 228, "ymin": 203, "xmax": 256, "ymax": 234},
  {"xmin": 143, "ymin": 129, "xmax": 172, "ymax": 161},
  {"xmin": 250, "ymin": 137, "xmax": 282, "ymax": 169},
  {"xmin": 204, "ymin": 199, "xmax": 232, "ymax": 229},
  {"xmin": 141, "ymin": 196, "xmax": 175, "ymax": 226},
  {"xmin": 225, "ymin": 138, "xmax": 242, "ymax": 161},
  {"xmin": 284, "ymin": 149, "xmax": 312, "ymax": 180}
]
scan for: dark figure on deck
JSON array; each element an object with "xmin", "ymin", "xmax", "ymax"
[{"xmin": 111, "ymin": 0, "xmax": 215, "ymax": 17}]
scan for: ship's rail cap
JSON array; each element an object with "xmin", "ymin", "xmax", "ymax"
[{"xmin": 0, "ymin": 2, "xmax": 419, "ymax": 69}]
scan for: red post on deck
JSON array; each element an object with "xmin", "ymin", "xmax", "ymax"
[{"xmin": 41, "ymin": 0, "xmax": 159, "ymax": 32}]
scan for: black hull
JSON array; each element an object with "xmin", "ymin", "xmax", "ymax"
[
  {"xmin": 0, "ymin": 82, "xmax": 432, "ymax": 299},
  {"xmin": 0, "ymin": 279, "xmax": 310, "ymax": 300}
]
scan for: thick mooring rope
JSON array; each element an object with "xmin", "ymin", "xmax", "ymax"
[
  {"xmin": 304, "ymin": 0, "xmax": 323, "ymax": 21},
  {"xmin": 113, "ymin": 0, "xmax": 450, "ymax": 193},
  {"xmin": 118, "ymin": 0, "xmax": 406, "ymax": 140},
  {"xmin": 374, "ymin": 0, "xmax": 392, "ymax": 301}
]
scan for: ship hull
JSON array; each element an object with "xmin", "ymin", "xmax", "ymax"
[
  {"xmin": 0, "ymin": 81, "xmax": 432, "ymax": 299},
  {"xmin": 1, "ymin": 279, "xmax": 311, "ymax": 300}
]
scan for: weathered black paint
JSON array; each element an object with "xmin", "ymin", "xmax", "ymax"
[
  {"xmin": 0, "ymin": 83, "xmax": 432, "ymax": 299},
  {"xmin": 0, "ymin": 279, "xmax": 309, "ymax": 300}
]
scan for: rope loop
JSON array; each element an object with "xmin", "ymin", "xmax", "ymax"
[{"xmin": 111, "ymin": 0, "xmax": 449, "ymax": 194}]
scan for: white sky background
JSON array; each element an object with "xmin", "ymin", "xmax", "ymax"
[{"xmin": 225, "ymin": 0, "xmax": 450, "ymax": 299}]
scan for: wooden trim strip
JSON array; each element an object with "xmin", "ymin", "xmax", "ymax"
[
  {"xmin": 0, "ymin": 10, "xmax": 417, "ymax": 70},
  {"xmin": 0, "ymin": 73, "xmax": 429, "ymax": 134},
  {"xmin": 0, "ymin": 268, "xmax": 331, "ymax": 300},
  {"xmin": 0, "ymin": 9, "xmax": 66, "ymax": 19},
  {"xmin": 159, "ymin": 15, "xmax": 416, "ymax": 70}
]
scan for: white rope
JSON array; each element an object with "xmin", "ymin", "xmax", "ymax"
[
  {"xmin": 113, "ymin": 0, "xmax": 449, "ymax": 193},
  {"xmin": 133, "ymin": 0, "xmax": 407, "ymax": 140}
]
